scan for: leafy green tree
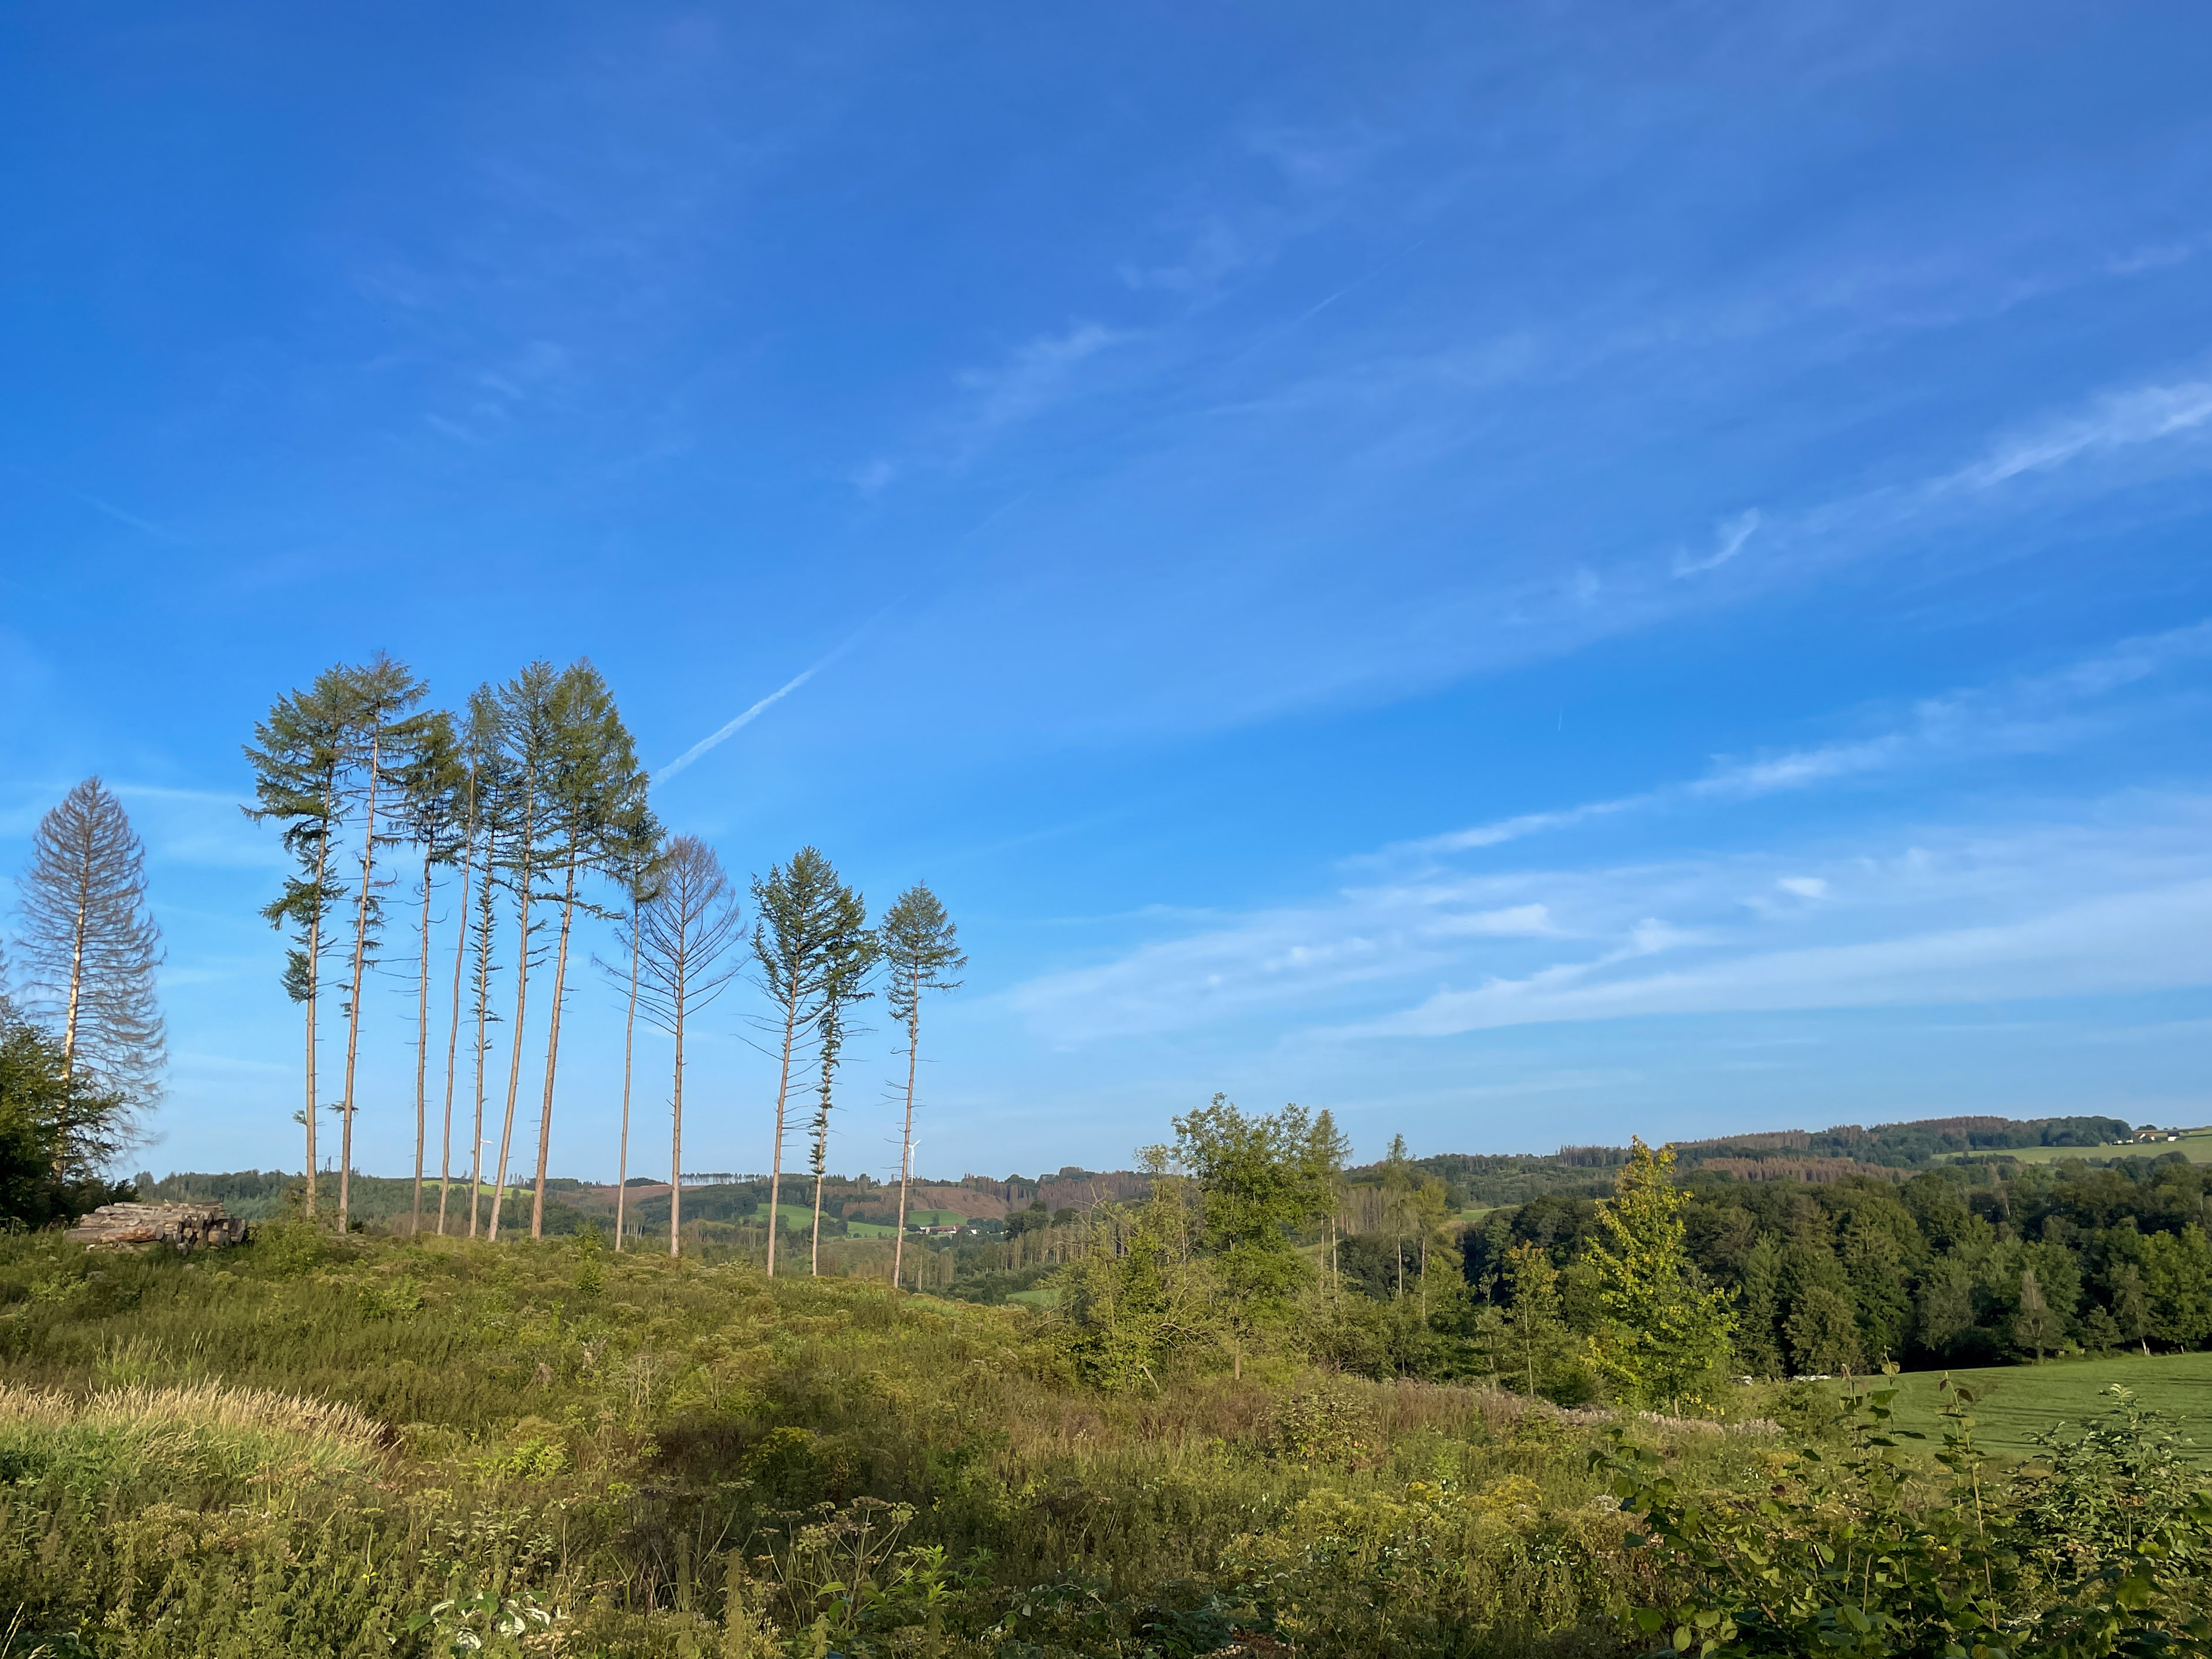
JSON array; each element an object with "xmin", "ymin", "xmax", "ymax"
[
  {"xmin": 0, "ymin": 1016, "xmax": 132, "ymax": 1227},
  {"xmin": 1503, "ymin": 1241, "xmax": 1565, "ymax": 1397},
  {"xmin": 1057, "ymin": 1198, "xmax": 1219, "ymax": 1391},
  {"xmin": 16, "ymin": 777, "xmax": 165, "ymax": 1116},
  {"xmin": 2109, "ymin": 1261, "xmax": 2153, "ymax": 1356},
  {"xmin": 1303, "ymin": 1109, "xmax": 1352, "ymax": 1289},
  {"xmin": 1167, "ymin": 1095, "xmax": 1334, "ymax": 1377},
  {"xmin": 750, "ymin": 848, "xmax": 870, "ymax": 1277},
  {"xmin": 244, "ymin": 667, "xmax": 356, "ymax": 1218},
  {"xmin": 1914, "ymin": 1254, "xmax": 1977, "ymax": 1359},
  {"xmin": 2140, "ymin": 1226, "xmax": 2212, "ymax": 1350},
  {"xmin": 1586, "ymin": 1139, "xmax": 1736, "ymax": 1408},
  {"xmin": 878, "ymin": 883, "xmax": 965, "ymax": 1293},
  {"xmin": 2014, "ymin": 1266, "xmax": 2060, "ymax": 1361},
  {"xmin": 1784, "ymin": 1285, "xmax": 1864, "ymax": 1376}
]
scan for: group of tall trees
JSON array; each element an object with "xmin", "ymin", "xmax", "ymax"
[
  {"xmin": 0, "ymin": 777, "xmax": 165, "ymax": 1226},
  {"xmin": 243, "ymin": 656, "xmax": 964, "ymax": 1267}
]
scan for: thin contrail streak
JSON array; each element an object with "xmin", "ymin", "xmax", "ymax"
[{"xmin": 656, "ymin": 664, "xmax": 823, "ymax": 780}]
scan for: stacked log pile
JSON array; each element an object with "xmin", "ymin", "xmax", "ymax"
[{"xmin": 65, "ymin": 1201, "xmax": 248, "ymax": 1251}]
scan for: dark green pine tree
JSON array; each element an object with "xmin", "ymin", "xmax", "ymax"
[
  {"xmin": 806, "ymin": 926, "xmax": 877, "ymax": 1277},
  {"xmin": 486, "ymin": 662, "xmax": 560, "ymax": 1243},
  {"xmin": 329, "ymin": 655, "xmax": 429, "ymax": 1234},
  {"xmin": 528, "ymin": 661, "xmax": 651, "ymax": 1239},
  {"xmin": 393, "ymin": 707, "xmax": 463, "ymax": 1236},
  {"xmin": 243, "ymin": 668, "xmax": 357, "ymax": 1219},
  {"xmin": 879, "ymin": 883, "xmax": 964, "ymax": 1291},
  {"xmin": 750, "ymin": 849, "xmax": 871, "ymax": 1278}
]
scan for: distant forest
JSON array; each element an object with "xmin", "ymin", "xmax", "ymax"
[{"xmin": 138, "ymin": 1109, "xmax": 2212, "ymax": 1379}]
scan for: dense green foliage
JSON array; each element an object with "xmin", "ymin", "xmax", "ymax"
[
  {"xmin": 1465, "ymin": 1154, "xmax": 2212, "ymax": 1385},
  {"xmin": 0, "ymin": 1018, "xmax": 132, "ymax": 1229}
]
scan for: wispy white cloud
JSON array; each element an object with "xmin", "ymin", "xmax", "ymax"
[
  {"xmin": 1673, "ymin": 508, "xmax": 1761, "ymax": 576},
  {"xmin": 1947, "ymin": 377, "xmax": 2212, "ymax": 492},
  {"xmin": 958, "ymin": 322, "xmax": 1133, "ymax": 432},
  {"xmin": 1011, "ymin": 799, "xmax": 2212, "ymax": 1045},
  {"xmin": 1004, "ymin": 619, "xmax": 2212, "ymax": 1047},
  {"xmin": 1396, "ymin": 618, "xmax": 2212, "ymax": 857}
]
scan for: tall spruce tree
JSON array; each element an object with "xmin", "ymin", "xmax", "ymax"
[
  {"xmin": 486, "ymin": 662, "xmax": 559, "ymax": 1243},
  {"xmin": 435, "ymin": 692, "xmax": 499, "ymax": 1236},
  {"xmin": 16, "ymin": 777, "xmax": 165, "ymax": 1116},
  {"xmin": 633, "ymin": 835, "xmax": 744, "ymax": 1257},
  {"xmin": 805, "ymin": 926, "xmax": 875, "ymax": 1277},
  {"xmin": 245, "ymin": 670, "xmax": 356, "ymax": 1217},
  {"xmin": 330, "ymin": 655, "xmax": 427, "ymax": 1234},
  {"xmin": 750, "ymin": 849, "xmax": 869, "ymax": 1279},
  {"xmin": 879, "ymin": 883, "xmax": 964, "ymax": 1293},
  {"xmin": 461, "ymin": 686, "xmax": 509, "ymax": 1238},
  {"xmin": 395, "ymin": 709, "xmax": 463, "ymax": 1234},
  {"xmin": 528, "ymin": 662, "xmax": 650, "ymax": 1239}
]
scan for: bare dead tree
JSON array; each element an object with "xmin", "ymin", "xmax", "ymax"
[
  {"xmin": 17, "ymin": 777, "xmax": 166, "ymax": 1117},
  {"xmin": 633, "ymin": 834, "xmax": 744, "ymax": 1258}
]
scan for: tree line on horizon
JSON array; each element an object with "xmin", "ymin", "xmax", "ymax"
[{"xmin": 240, "ymin": 653, "xmax": 965, "ymax": 1270}]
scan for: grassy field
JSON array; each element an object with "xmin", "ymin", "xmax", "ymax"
[
  {"xmin": 1939, "ymin": 1131, "xmax": 2212, "ymax": 1167},
  {"xmin": 1836, "ymin": 1351, "xmax": 2212, "ymax": 1461}
]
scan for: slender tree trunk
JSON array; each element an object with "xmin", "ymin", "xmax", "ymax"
[
  {"xmin": 489, "ymin": 791, "xmax": 534, "ymax": 1243},
  {"xmin": 893, "ymin": 990, "xmax": 920, "ymax": 1293},
  {"xmin": 468, "ymin": 818, "xmax": 498, "ymax": 1239},
  {"xmin": 669, "ymin": 984, "xmax": 686, "ymax": 1259},
  {"xmin": 614, "ymin": 898, "xmax": 640, "ymax": 1253},
  {"xmin": 765, "ymin": 1003, "xmax": 800, "ymax": 1277},
  {"xmin": 530, "ymin": 849, "xmax": 581, "ymax": 1238},
  {"xmin": 338, "ymin": 731, "xmax": 387, "ymax": 1233},
  {"xmin": 437, "ymin": 797, "xmax": 477, "ymax": 1236},
  {"xmin": 412, "ymin": 843, "xmax": 433, "ymax": 1234},
  {"xmin": 810, "ymin": 1143, "xmax": 826, "ymax": 1277},
  {"xmin": 302, "ymin": 772, "xmax": 335, "ymax": 1219},
  {"xmin": 61, "ymin": 834, "xmax": 88, "ymax": 1075}
]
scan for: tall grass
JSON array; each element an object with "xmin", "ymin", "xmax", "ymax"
[{"xmin": 0, "ymin": 1227, "xmax": 1770, "ymax": 1655}]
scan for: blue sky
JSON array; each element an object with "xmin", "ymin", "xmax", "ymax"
[{"xmin": 4, "ymin": 2, "xmax": 2211, "ymax": 1182}]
